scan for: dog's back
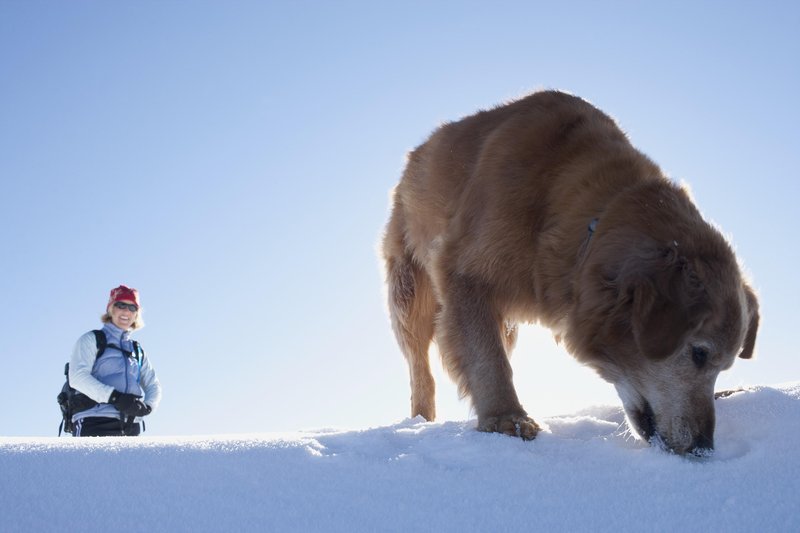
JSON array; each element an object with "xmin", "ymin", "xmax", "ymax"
[{"xmin": 385, "ymin": 91, "xmax": 659, "ymax": 326}]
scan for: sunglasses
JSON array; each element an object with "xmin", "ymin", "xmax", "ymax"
[{"xmin": 113, "ymin": 302, "xmax": 139, "ymax": 312}]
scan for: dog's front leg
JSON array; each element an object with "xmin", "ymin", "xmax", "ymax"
[{"xmin": 437, "ymin": 274, "xmax": 541, "ymax": 440}]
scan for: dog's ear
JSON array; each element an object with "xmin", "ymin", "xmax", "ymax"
[
  {"xmin": 738, "ymin": 283, "xmax": 759, "ymax": 359},
  {"xmin": 627, "ymin": 248, "xmax": 711, "ymax": 360}
]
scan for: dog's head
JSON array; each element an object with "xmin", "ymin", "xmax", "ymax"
[{"xmin": 571, "ymin": 223, "xmax": 759, "ymax": 456}]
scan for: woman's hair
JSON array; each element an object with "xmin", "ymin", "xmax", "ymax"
[{"xmin": 101, "ymin": 305, "xmax": 145, "ymax": 330}]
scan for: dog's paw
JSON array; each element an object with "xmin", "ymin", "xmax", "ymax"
[{"xmin": 478, "ymin": 414, "xmax": 541, "ymax": 441}]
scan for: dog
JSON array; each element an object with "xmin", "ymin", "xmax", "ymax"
[{"xmin": 382, "ymin": 90, "xmax": 759, "ymax": 455}]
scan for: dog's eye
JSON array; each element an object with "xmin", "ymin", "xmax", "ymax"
[{"xmin": 691, "ymin": 345, "xmax": 709, "ymax": 369}]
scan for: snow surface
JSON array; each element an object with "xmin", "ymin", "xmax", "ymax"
[{"xmin": 2, "ymin": 383, "xmax": 799, "ymax": 532}]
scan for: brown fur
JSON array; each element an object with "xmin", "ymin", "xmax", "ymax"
[{"xmin": 382, "ymin": 90, "xmax": 759, "ymax": 454}]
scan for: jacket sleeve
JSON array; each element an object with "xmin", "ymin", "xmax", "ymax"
[
  {"xmin": 69, "ymin": 332, "xmax": 115, "ymax": 403},
  {"xmin": 140, "ymin": 353, "xmax": 162, "ymax": 412}
]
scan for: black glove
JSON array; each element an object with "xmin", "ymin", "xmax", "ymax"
[
  {"xmin": 128, "ymin": 399, "xmax": 152, "ymax": 417},
  {"xmin": 108, "ymin": 391, "xmax": 142, "ymax": 414}
]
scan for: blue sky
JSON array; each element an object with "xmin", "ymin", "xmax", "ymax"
[{"xmin": 1, "ymin": 1, "xmax": 798, "ymax": 436}]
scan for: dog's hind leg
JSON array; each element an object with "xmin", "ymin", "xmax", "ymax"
[{"xmin": 385, "ymin": 251, "xmax": 438, "ymax": 421}]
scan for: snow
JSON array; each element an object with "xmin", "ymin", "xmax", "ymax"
[{"xmin": 2, "ymin": 384, "xmax": 799, "ymax": 532}]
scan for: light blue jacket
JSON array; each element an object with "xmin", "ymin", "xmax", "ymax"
[{"xmin": 69, "ymin": 322, "xmax": 162, "ymax": 422}]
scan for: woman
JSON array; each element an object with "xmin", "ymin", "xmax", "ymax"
[{"xmin": 68, "ymin": 285, "xmax": 162, "ymax": 436}]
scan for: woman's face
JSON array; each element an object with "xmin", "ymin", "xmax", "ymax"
[{"xmin": 109, "ymin": 300, "xmax": 138, "ymax": 331}]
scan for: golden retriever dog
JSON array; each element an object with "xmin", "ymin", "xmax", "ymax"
[{"xmin": 382, "ymin": 90, "xmax": 759, "ymax": 455}]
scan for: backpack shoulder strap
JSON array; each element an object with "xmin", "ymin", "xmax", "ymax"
[
  {"xmin": 92, "ymin": 329, "xmax": 107, "ymax": 359},
  {"xmin": 132, "ymin": 340, "xmax": 144, "ymax": 364}
]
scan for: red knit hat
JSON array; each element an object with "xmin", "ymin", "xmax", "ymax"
[{"xmin": 108, "ymin": 285, "xmax": 140, "ymax": 308}]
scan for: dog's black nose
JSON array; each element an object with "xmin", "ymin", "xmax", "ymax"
[{"xmin": 689, "ymin": 434, "xmax": 714, "ymax": 456}]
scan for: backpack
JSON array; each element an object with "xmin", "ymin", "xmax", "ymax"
[{"xmin": 57, "ymin": 330, "xmax": 143, "ymax": 436}]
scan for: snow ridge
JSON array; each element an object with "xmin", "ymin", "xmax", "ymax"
[{"xmin": 1, "ymin": 383, "xmax": 798, "ymax": 532}]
